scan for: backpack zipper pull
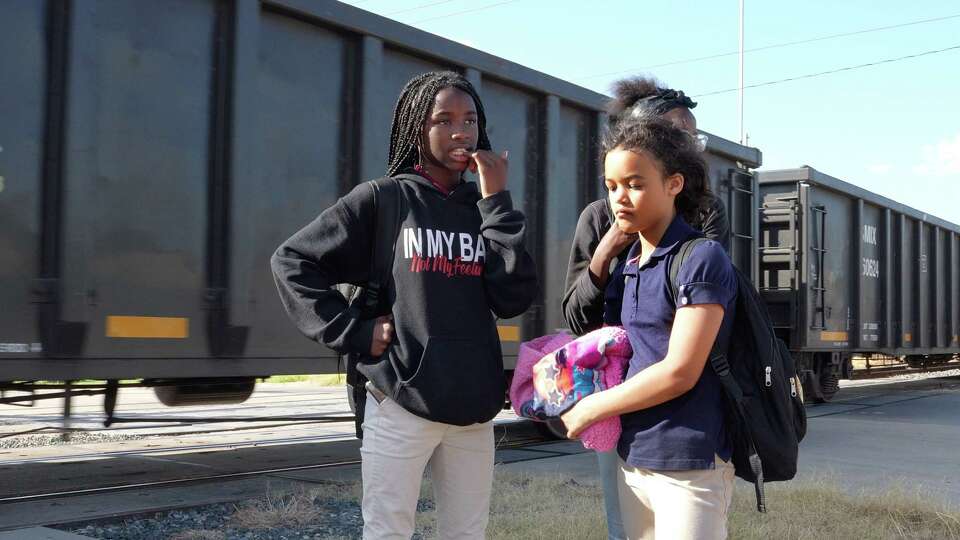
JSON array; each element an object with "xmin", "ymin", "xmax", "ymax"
[
  {"xmin": 765, "ymin": 366, "xmax": 772, "ymax": 387},
  {"xmin": 790, "ymin": 377, "xmax": 798, "ymax": 397}
]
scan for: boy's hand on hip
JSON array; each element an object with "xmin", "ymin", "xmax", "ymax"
[{"xmin": 369, "ymin": 315, "xmax": 393, "ymax": 357}]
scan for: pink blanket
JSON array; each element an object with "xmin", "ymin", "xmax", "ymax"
[{"xmin": 510, "ymin": 327, "xmax": 631, "ymax": 451}]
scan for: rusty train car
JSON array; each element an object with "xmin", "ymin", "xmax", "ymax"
[{"xmin": 2, "ymin": 0, "xmax": 952, "ymax": 413}]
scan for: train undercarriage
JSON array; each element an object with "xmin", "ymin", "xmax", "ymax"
[{"xmin": 796, "ymin": 352, "xmax": 958, "ymax": 403}]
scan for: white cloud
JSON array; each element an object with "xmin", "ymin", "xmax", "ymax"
[
  {"xmin": 889, "ymin": 133, "xmax": 960, "ymax": 224},
  {"xmin": 913, "ymin": 133, "xmax": 960, "ymax": 176}
]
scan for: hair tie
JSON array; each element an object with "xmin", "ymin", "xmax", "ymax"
[{"xmin": 629, "ymin": 88, "xmax": 698, "ymax": 119}]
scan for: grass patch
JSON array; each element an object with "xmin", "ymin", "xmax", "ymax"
[
  {"xmin": 160, "ymin": 471, "xmax": 960, "ymax": 540},
  {"xmin": 261, "ymin": 374, "xmax": 347, "ymax": 386},
  {"xmin": 730, "ymin": 476, "xmax": 960, "ymax": 540},
  {"xmin": 487, "ymin": 473, "xmax": 605, "ymax": 539},
  {"xmin": 230, "ymin": 486, "xmax": 326, "ymax": 529}
]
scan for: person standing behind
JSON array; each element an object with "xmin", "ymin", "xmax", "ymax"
[{"xmin": 272, "ymin": 71, "xmax": 536, "ymax": 540}]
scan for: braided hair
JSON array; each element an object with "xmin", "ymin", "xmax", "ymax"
[
  {"xmin": 386, "ymin": 71, "xmax": 491, "ymax": 177},
  {"xmin": 603, "ymin": 116, "xmax": 710, "ymax": 225}
]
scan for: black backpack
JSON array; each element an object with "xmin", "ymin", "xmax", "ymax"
[
  {"xmin": 339, "ymin": 176, "xmax": 407, "ymax": 439},
  {"xmin": 669, "ymin": 237, "xmax": 807, "ymax": 513}
]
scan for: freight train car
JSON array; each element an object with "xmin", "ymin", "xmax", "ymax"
[
  {"xmin": 0, "ymin": 0, "xmax": 760, "ymax": 413},
  {"xmin": 758, "ymin": 167, "xmax": 960, "ymax": 401}
]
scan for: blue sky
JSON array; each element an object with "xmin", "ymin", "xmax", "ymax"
[{"xmin": 341, "ymin": 0, "xmax": 960, "ymax": 224}]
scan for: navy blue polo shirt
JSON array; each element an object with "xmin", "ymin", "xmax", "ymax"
[{"xmin": 605, "ymin": 215, "xmax": 737, "ymax": 471}]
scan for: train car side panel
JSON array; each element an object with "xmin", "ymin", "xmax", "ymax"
[
  {"xmin": 541, "ymin": 104, "xmax": 595, "ymax": 336},
  {"xmin": 230, "ymin": 8, "xmax": 351, "ymax": 362},
  {"xmin": 882, "ymin": 209, "xmax": 894, "ymax": 349},
  {"xmin": 901, "ymin": 216, "xmax": 917, "ymax": 350},
  {"xmin": 917, "ymin": 223, "xmax": 929, "ymax": 350},
  {"xmin": 478, "ymin": 79, "xmax": 543, "ymax": 357},
  {"xmin": 936, "ymin": 228, "xmax": 949, "ymax": 348},
  {"xmin": 61, "ymin": 0, "xmax": 216, "ymax": 358},
  {"xmin": 806, "ymin": 185, "xmax": 855, "ymax": 350},
  {"xmin": 948, "ymin": 233, "xmax": 960, "ymax": 348},
  {"xmin": 858, "ymin": 202, "xmax": 884, "ymax": 350},
  {"xmin": 0, "ymin": 1, "xmax": 45, "ymax": 356}
]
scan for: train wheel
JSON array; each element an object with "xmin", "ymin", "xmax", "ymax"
[
  {"xmin": 818, "ymin": 370, "xmax": 840, "ymax": 402},
  {"xmin": 153, "ymin": 378, "xmax": 256, "ymax": 406},
  {"xmin": 928, "ymin": 355, "xmax": 953, "ymax": 367},
  {"xmin": 800, "ymin": 371, "xmax": 821, "ymax": 403},
  {"xmin": 801, "ymin": 360, "xmax": 840, "ymax": 404},
  {"xmin": 906, "ymin": 356, "xmax": 926, "ymax": 369}
]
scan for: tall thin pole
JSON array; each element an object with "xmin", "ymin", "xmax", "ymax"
[{"xmin": 738, "ymin": 0, "xmax": 745, "ymax": 145}]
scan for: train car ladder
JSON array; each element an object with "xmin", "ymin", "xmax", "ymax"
[{"xmin": 810, "ymin": 205, "xmax": 828, "ymax": 330}]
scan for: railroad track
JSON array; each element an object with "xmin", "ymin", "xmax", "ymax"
[
  {"xmin": 0, "ymin": 414, "xmax": 355, "ymax": 444},
  {"xmin": 0, "ymin": 388, "xmax": 362, "ymax": 448},
  {"xmin": 851, "ymin": 361, "xmax": 960, "ymax": 381},
  {"xmin": 0, "ymin": 431, "xmax": 352, "ymax": 466},
  {"xmin": 0, "ymin": 421, "xmax": 550, "ymax": 507}
]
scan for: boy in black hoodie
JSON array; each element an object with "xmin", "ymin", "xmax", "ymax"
[{"xmin": 271, "ymin": 71, "xmax": 536, "ymax": 539}]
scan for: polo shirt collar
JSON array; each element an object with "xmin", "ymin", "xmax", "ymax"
[{"xmin": 624, "ymin": 214, "xmax": 699, "ymax": 271}]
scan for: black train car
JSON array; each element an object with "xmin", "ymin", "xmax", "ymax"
[
  {"xmin": 0, "ymin": 0, "xmax": 760, "ymax": 409},
  {"xmin": 758, "ymin": 167, "xmax": 960, "ymax": 401}
]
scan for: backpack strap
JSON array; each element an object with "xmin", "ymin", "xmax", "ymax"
[
  {"xmin": 362, "ymin": 176, "xmax": 404, "ymax": 312},
  {"xmin": 667, "ymin": 236, "xmax": 709, "ymax": 305},
  {"xmin": 712, "ymin": 337, "xmax": 767, "ymax": 512},
  {"xmin": 668, "ymin": 237, "xmax": 768, "ymax": 511},
  {"xmin": 347, "ymin": 175, "xmax": 406, "ymax": 439}
]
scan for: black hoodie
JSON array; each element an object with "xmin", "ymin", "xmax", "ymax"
[{"xmin": 271, "ymin": 173, "xmax": 537, "ymax": 425}]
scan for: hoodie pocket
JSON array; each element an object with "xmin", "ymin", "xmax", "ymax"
[{"xmin": 395, "ymin": 336, "xmax": 505, "ymax": 426}]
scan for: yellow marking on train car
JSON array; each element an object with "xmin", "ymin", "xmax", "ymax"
[
  {"xmin": 497, "ymin": 325, "xmax": 520, "ymax": 342},
  {"xmin": 904, "ymin": 333, "xmax": 913, "ymax": 342},
  {"xmin": 106, "ymin": 316, "xmax": 189, "ymax": 339},
  {"xmin": 820, "ymin": 331, "xmax": 848, "ymax": 342}
]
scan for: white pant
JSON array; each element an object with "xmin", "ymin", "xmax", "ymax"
[
  {"xmin": 617, "ymin": 456, "xmax": 735, "ymax": 540},
  {"xmin": 360, "ymin": 392, "xmax": 495, "ymax": 540}
]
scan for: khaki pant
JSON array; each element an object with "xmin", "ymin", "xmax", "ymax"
[
  {"xmin": 360, "ymin": 392, "xmax": 494, "ymax": 540},
  {"xmin": 617, "ymin": 456, "xmax": 735, "ymax": 540}
]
